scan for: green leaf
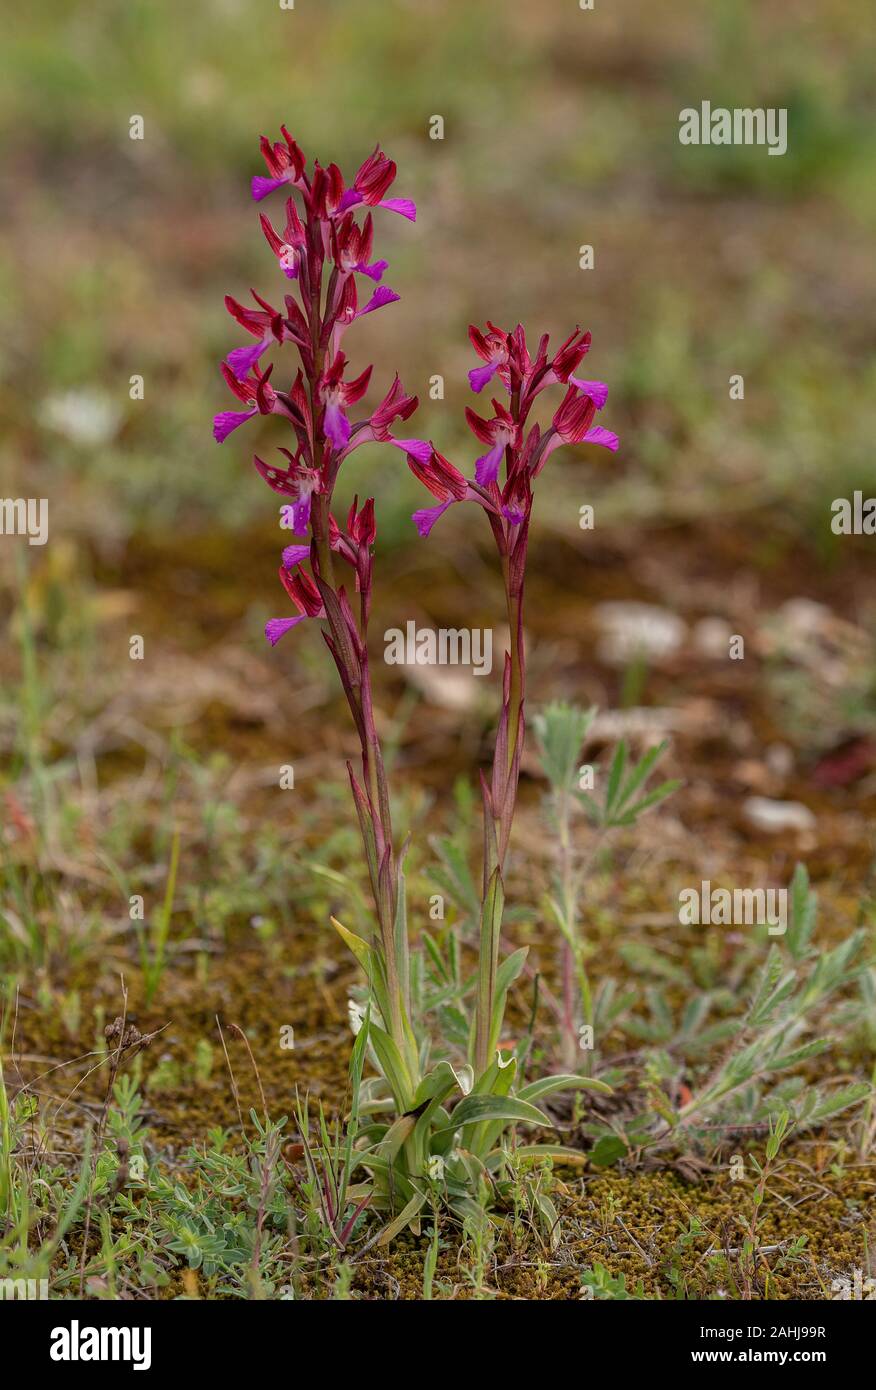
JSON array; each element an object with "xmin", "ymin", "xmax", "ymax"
[
  {"xmin": 494, "ymin": 946, "xmax": 528, "ymax": 999},
  {"xmin": 369, "ymin": 1023, "xmax": 413, "ymax": 1112},
  {"xmin": 605, "ymin": 740, "xmax": 627, "ymax": 817},
  {"xmin": 616, "ymin": 739, "xmax": 667, "ymax": 810},
  {"xmin": 518, "ymin": 1074, "xmax": 613, "ymax": 1103},
  {"xmin": 533, "ymin": 702, "xmax": 596, "ymax": 789},
  {"xmin": 433, "ymin": 1094, "xmax": 548, "ymax": 1137},
  {"xmin": 485, "ymin": 1143, "xmax": 589, "ymax": 1169},
  {"xmin": 394, "ymin": 867, "xmax": 411, "ymax": 1020},
  {"xmin": 787, "ymin": 862, "xmax": 816, "ymax": 961},
  {"xmin": 379, "ymin": 1112, "xmax": 418, "ymax": 1162},
  {"xmin": 589, "ymin": 1135, "xmax": 628, "ymax": 1167},
  {"xmin": 475, "ymin": 868, "xmax": 505, "ymax": 1072},
  {"xmin": 766, "ymin": 1040, "xmax": 829, "ymax": 1071},
  {"xmin": 376, "ymin": 1191, "xmax": 427, "ymax": 1245},
  {"xmin": 614, "ymin": 779, "xmax": 681, "ymax": 825},
  {"xmin": 803, "ymin": 1083, "xmax": 870, "ymax": 1123},
  {"xmin": 487, "ymin": 947, "xmax": 528, "ymax": 1061}
]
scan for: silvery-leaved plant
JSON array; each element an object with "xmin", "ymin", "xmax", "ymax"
[{"xmin": 216, "ymin": 129, "xmax": 612, "ymax": 1238}]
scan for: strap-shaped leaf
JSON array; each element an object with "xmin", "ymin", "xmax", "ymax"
[
  {"xmin": 369, "ymin": 1021, "xmax": 414, "ymax": 1112},
  {"xmin": 484, "ymin": 1143, "xmax": 588, "ymax": 1170},
  {"xmin": 475, "ymin": 868, "xmax": 505, "ymax": 1074},
  {"xmin": 518, "ymin": 1073, "xmax": 612, "ymax": 1102},
  {"xmin": 376, "ymin": 1191, "xmax": 427, "ymax": 1246},
  {"xmin": 433, "ymin": 1093, "xmax": 548, "ymax": 1136}
]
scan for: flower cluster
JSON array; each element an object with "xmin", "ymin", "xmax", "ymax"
[
  {"xmin": 214, "ymin": 129, "xmax": 425, "ymax": 650},
  {"xmin": 407, "ymin": 322, "xmax": 618, "ymax": 541}
]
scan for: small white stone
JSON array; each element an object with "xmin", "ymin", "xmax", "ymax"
[
  {"xmin": 692, "ymin": 616, "xmax": 733, "ymax": 659},
  {"xmin": 594, "ymin": 602, "xmax": 686, "ymax": 666},
  {"xmin": 743, "ymin": 796, "xmax": 816, "ymax": 834}
]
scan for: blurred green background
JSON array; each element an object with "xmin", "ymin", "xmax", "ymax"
[{"xmin": 2, "ymin": 0, "xmax": 874, "ymax": 555}]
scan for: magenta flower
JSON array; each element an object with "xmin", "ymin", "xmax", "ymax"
[
  {"xmin": 259, "ymin": 197, "xmax": 307, "ymax": 280},
  {"xmin": 406, "ymin": 447, "xmax": 488, "ymax": 536},
  {"xmin": 318, "ymin": 352, "xmax": 373, "ymax": 451},
  {"xmin": 221, "ymin": 130, "xmax": 424, "ymax": 1072},
  {"xmin": 337, "ymin": 146, "xmax": 416, "ymax": 222},
  {"xmin": 569, "ymin": 378, "xmax": 609, "ymax": 408},
  {"xmin": 536, "ymin": 382, "xmax": 619, "ymax": 469},
  {"xmin": 224, "ymin": 290, "xmax": 300, "ymax": 380},
  {"xmin": 547, "ymin": 327, "xmax": 592, "ymax": 383},
  {"xmin": 251, "ymin": 127, "xmax": 306, "ymax": 202},
  {"xmin": 281, "ymin": 542, "xmax": 311, "ymax": 569},
  {"xmin": 467, "ymin": 321, "xmax": 511, "ymax": 393},
  {"xmin": 253, "ymin": 447, "xmax": 323, "ymax": 532},
  {"xmin": 266, "ymin": 566, "xmax": 325, "ymax": 646},
  {"xmin": 212, "ymin": 362, "xmax": 292, "ymax": 442},
  {"xmin": 465, "ymin": 400, "xmax": 520, "ymax": 485},
  {"xmin": 333, "ymin": 212, "xmax": 388, "ymax": 282},
  {"xmin": 341, "ymin": 376, "xmax": 430, "ymax": 464},
  {"xmin": 411, "ymin": 323, "xmax": 618, "ymax": 535},
  {"xmin": 333, "ymin": 279, "xmax": 400, "ymax": 340}
]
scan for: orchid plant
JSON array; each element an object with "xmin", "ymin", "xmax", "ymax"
[{"xmin": 215, "ymin": 129, "xmax": 613, "ymax": 1237}]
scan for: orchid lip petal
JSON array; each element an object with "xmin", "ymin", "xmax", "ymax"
[
  {"xmin": 359, "ymin": 258, "xmax": 389, "ymax": 282},
  {"xmin": 474, "ymin": 441, "xmax": 504, "ymax": 487},
  {"xmin": 292, "ymin": 494, "xmax": 312, "ymax": 532},
  {"xmin": 393, "ymin": 438, "xmax": 432, "ymax": 465},
  {"xmin": 570, "ymin": 377, "xmax": 609, "ymax": 409},
  {"xmin": 251, "ymin": 174, "xmax": 290, "ymax": 202},
  {"xmin": 213, "ymin": 408, "xmax": 257, "ymax": 443},
  {"xmin": 378, "ymin": 197, "xmax": 417, "ymax": 222},
  {"xmin": 324, "ymin": 401, "xmax": 351, "ymax": 450},
  {"xmin": 281, "ymin": 544, "xmax": 310, "ymax": 568},
  {"xmin": 226, "ymin": 340, "xmax": 270, "ymax": 380},
  {"xmin": 357, "ymin": 286, "xmax": 400, "ymax": 318},
  {"xmin": 412, "ymin": 500, "xmax": 454, "ymax": 537},
  {"xmin": 584, "ymin": 425, "xmax": 619, "ymax": 451},
  {"xmin": 468, "ymin": 361, "xmax": 498, "ymax": 393},
  {"xmin": 265, "ymin": 615, "xmax": 307, "ymax": 645}
]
